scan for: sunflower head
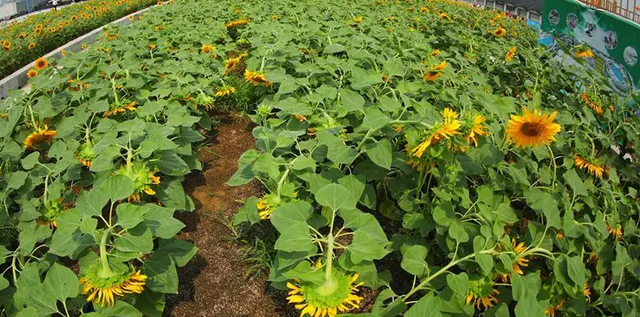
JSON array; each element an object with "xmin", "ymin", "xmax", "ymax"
[
  {"xmin": 224, "ymin": 53, "xmax": 248, "ymax": 74},
  {"xmin": 492, "ymin": 27, "xmax": 507, "ymax": 37},
  {"xmin": 465, "ymin": 114, "xmax": 488, "ymax": 147},
  {"xmin": 506, "ymin": 108, "xmax": 561, "ymax": 148},
  {"xmin": 256, "ymin": 193, "xmax": 281, "ymax": 220},
  {"xmin": 466, "ymin": 278, "xmax": 500, "ymax": 310},
  {"xmin": 201, "ymin": 44, "xmax": 216, "ymax": 53},
  {"xmin": 505, "ymin": 46, "xmax": 517, "ymax": 61},
  {"xmin": 353, "ymin": 15, "xmax": 363, "ymax": 23},
  {"xmin": 574, "ymin": 155, "xmax": 606, "ymax": 178},
  {"xmin": 103, "ymin": 101, "xmax": 137, "ymax": 117},
  {"xmin": 114, "ymin": 163, "xmax": 161, "ymax": 202},
  {"xmin": 287, "ymin": 271, "xmax": 363, "ymax": 317},
  {"xmin": 27, "ymin": 69, "xmax": 38, "ymax": 79},
  {"xmin": 214, "ymin": 86, "xmax": 236, "ymax": 97},
  {"xmin": 76, "ymin": 143, "xmax": 97, "ymax": 168},
  {"xmin": 34, "ymin": 57, "xmax": 49, "ymax": 71},
  {"xmin": 2, "ymin": 39, "xmax": 10, "ymax": 51},
  {"xmin": 574, "ymin": 46, "xmax": 594, "ymax": 59},
  {"xmin": 244, "ymin": 69, "xmax": 273, "ymax": 86},
  {"xmin": 80, "ymin": 262, "xmax": 147, "ymax": 307},
  {"xmin": 24, "ymin": 122, "xmax": 57, "ymax": 149},
  {"xmin": 37, "ymin": 199, "xmax": 67, "ymax": 229}
]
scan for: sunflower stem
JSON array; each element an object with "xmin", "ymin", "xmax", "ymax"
[{"xmin": 98, "ymin": 228, "xmax": 113, "ymax": 278}]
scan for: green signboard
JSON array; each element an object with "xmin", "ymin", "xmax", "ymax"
[{"xmin": 541, "ymin": 0, "xmax": 640, "ymax": 93}]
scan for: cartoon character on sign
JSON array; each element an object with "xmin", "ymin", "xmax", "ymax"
[
  {"xmin": 604, "ymin": 30, "xmax": 618, "ymax": 50},
  {"xmin": 549, "ymin": 10, "xmax": 560, "ymax": 25},
  {"xmin": 624, "ymin": 46, "xmax": 638, "ymax": 66},
  {"xmin": 567, "ymin": 13, "xmax": 578, "ymax": 29},
  {"xmin": 585, "ymin": 22, "xmax": 597, "ymax": 37}
]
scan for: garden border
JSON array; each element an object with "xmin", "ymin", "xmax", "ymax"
[{"xmin": 0, "ymin": 5, "xmax": 156, "ymax": 99}]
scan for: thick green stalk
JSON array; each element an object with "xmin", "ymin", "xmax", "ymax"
[{"xmin": 98, "ymin": 229, "xmax": 113, "ymax": 278}]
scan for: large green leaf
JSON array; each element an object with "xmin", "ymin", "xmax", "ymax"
[
  {"xmin": 44, "ymin": 263, "xmax": 79, "ymax": 301},
  {"xmin": 315, "ymin": 183, "xmax": 355, "ymax": 211},
  {"xmin": 405, "ymin": 293, "xmax": 442, "ymax": 317},
  {"xmin": 102, "ymin": 174, "xmax": 135, "ymax": 202},
  {"xmin": 364, "ymin": 139, "xmax": 392, "ymax": 170},
  {"xmin": 400, "ymin": 245, "xmax": 428, "ymax": 277}
]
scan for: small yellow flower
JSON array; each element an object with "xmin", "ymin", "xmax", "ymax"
[
  {"xmin": 423, "ymin": 61, "xmax": 447, "ymax": 81},
  {"xmin": 27, "ymin": 69, "xmax": 38, "ymax": 79},
  {"xmin": 574, "ymin": 155, "xmax": 606, "ymax": 178},
  {"xmin": 465, "ymin": 115, "xmax": 488, "ymax": 147},
  {"xmin": 103, "ymin": 102, "xmax": 137, "ymax": 117},
  {"xmin": 225, "ymin": 18, "xmax": 250, "ymax": 29},
  {"xmin": 80, "ymin": 270, "xmax": 147, "ymax": 307},
  {"xmin": 607, "ymin": 223, "xmax": 623, "ymax": 240},
  {"xmin": 28, "ymin": 43, "xmax": 36, "ymax": 50},
  {"xmin": 575, "ymin": 48, "xmax": 594, "ymax": 59},
  {"xmin": 224, "ymin": 53, "xmax": 248, "ymax": 74},
  {"xmin": 353, "ymin": 15, "xmax": 363, "ymax": 23},
  {"xmin": 201, "ymin": 44, "xmax": 216, "ymax": 54},
  {"xmin": 294, "ymin": 115, "xmax": 307, "ymax": 122}
]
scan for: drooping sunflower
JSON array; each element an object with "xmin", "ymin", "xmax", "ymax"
[
  {"xmin": 79, "ymin": 264, "xmax": 147, "ymax": 307},
  {"xmin": 511, "ymin": 238, "xmax": 529, "ymax": 275},
  {"xmin": 103, "ymin": 101, "xmax": 137, "ymax": 117},
  {"xmin": 574, "ymin": 48, "xmax": 594, "ymax": 59},
  {"xmin": 24, "ymin": 122, "xmax": 57, "ymax": 149},
  {"xmin": 466, "ymin": 278, "xmax": 500, "ymax": 310},
  {"xmin": 506, "ymin": 108, "xmax": 561, "ymax": 148},
  {"xmin": 294, "ymin": 114, "xmax": 307, "ymax": 122},
  {"xmin": 439, "ymin": 12, "xmax": 451, "ymax": 20},
  {"xmin": 465, "ymin": 114, "xmax": 488, "ymax": 147},
  {"xmin": 225, "ymin": 18, "xmax": 250, "ymax": 29},
  {"xmin": 37, "ymin": 199, "xmax": 68, "ymax": 229},
  {"xmin": 214, "ymin": 86, "xmax": 236, "ymax": 97},
  {"xmin": 583, "ymin": 283, "xmax": 592, "ymax": 301},
  {"xmin": 492, "ymin": 27, "xmax": 507, "ymax": 37},
  {"xmin": 423, "ymin": 60, "xmax": 447, "ymax": 81},
  {"xmin": 27, "ymin": 69, "xmax": 38, "ymax": 79},
  {"xmin": 34, "ymin": 57, "xmax": 49, "ymax": 71},
  {"xmin": 411, "ymin": 108, "xmax": 461, "ymax": 158},
  {"xmin": 114, "ymin": 163, "xmax": 161, "ymax": 203},
  {"xmin": 76, "ymin": 143, "xmax": 96, "ymax": 168},
  {"xmin": 505, "ymin": 46, "xmax": 517, "ymax": 61},
  {"xmin": 580, "ymin": 92, "xmax": 604, "ymax": 115},
  {"xmin": 256, "ymin": 193, "xmax": 281, "ymax": 220},
  {"xmin": 287, "ymin": 271, "xmax": 364, "ymax": 317},
  {"xmin": 224, "ymin": 53, "xmax": 248, "ymax": 74},
  {"xmin": 244, "ymin": 69, "xmax": 272, "ymax": 86},
  {"xmin": 607, "ymin": 223, "xmax": 623, "ymax": 240},
  {"xmin": 201, "ymin": 44, "xmax": 216, "ymax": 54},
  {"xmin": 545, "ymin": 298, "xmax": 565, "ymax": 317},
  {"xmin": 574, "ymin": 155, "xmax": 606, "ymax": 178}
]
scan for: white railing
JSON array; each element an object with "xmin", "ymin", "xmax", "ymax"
[
  {"xmin": 456, "ymin": 0, "xmax": 543, "ymax": 24},
  {"xmin": 579, "ymin": 0, "xmax": 640, "ymax": 23}
]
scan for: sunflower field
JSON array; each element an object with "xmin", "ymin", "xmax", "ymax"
[
  {"xmin": 0, "ymin": 0, "xmax": 640, "ymax": 316},
  {"xmin": 0, "ymin": 0, "xmax": 156, "ymax": 78}
]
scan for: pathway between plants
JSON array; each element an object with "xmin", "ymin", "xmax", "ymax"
[{"xmin": 163, "ymin": 112, "xmax": 286, "ymax": 317}]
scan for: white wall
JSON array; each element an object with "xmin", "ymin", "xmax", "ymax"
[{"xmin": 0, "ymin": 2, "xmax": 17, "ymax": 19}]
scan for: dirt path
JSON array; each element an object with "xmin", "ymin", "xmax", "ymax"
[{"xmin": 163, "ymin": 112, "xmax": 286, "ymax": 317}]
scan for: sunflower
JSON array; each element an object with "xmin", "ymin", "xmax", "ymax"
[
  {"xmin": 466, "ymin": 114, "xmax": 488, "ymax": 147},
  {"xmin": 18, "ymin": 32, "xmax": 27, "ymax": 39},
  {"xmin": 492, "ymin": 27, "xmax": 507, "ymax": 37},
  {"xmin": 506, "ymin": 108, "xmax": 561, "ymax": 148},
  {"xmin": 353, "ymin": 15, "xmax": 363, "ymax": 23},
  {"xmin": 466, "ymin": 279, "xmax": 500, "ymax": 310},
  {"xmin": 34, "ymin": 57, "xmax": 49, "ymax": 71},
  {"xmin": 574, "ymin": 155, "xmax": 606, "ymax": 178},
  {"xmin": 103, "ymin": 101, "xmax": 137, "ymax": 117},
  {"xmin": 105, "ymin": 32, "xmax": 118, "ymax": 40},
  {"xmin": 201, "ymin": 44, "xmax": 216, "ymax": 54},
  {"xmin": 224, "ymin": 53, "xmax": 248, "ymax": 74},
  {"xmin": 80, "ymin": 267, "xmax": 147, "ymax": 307},
  {"xmin": 439, "ymin": 13, "xmax": 451, "ymax": 20},
  {"xmin": 114, "ymin": 163, "xmax": 161, "ymax": 202},
  {"xmin": 28, "ymin": 42, "xmax": 36, "ymax": 50},
  {"xmin": 76, "ymin": 143, "xmax": 96, "ymax": 168},
  {"xmin": 27, "ymin": 69, "xmax": 38, "ymax": 79},
  {"xmin": 580, "ymin": 93, "xmax": 604, "ymax": 115},
  {"xmin": 287, "ymin": 271, "xmax": 363, "ymax": 317},
  {"xmin": 225, "ymin": 18, "xmax": 250, "ymax": 29},
  {"xmin": 244, "ymin": 69, "xmax": 272, "ymax": 86},
  {"xmin": 2, "ymin": 39, "xmax": 11, "ymax": 51},
  {"xmin": 411, "ymin": 108, "xmax": 461, "ymax": 158},
  {"xmin": 420, "ymin": 7, "xmax": 429, "ymax": 13},
  {"xmin": 61, "ymin": 49, "xmax": 66, "ymax": 56},
  {"xmin": 505, "ymin": 46, "xmax": 517, "ymax": 61},
  {"xmin": 423, "ymin": 60, "xmax": 447, "ymax": 81},
  {"xmin": 307, "ymin": 127, "xmax": 317, "ymax": 137},
  {"xmin": 24, "ymin": 123, "xmax": 57, "ymax": 149},
  {"xmin": 545, "ymin": 298, "xmax": 565, "ymax": 317},
  {"xmin": 431, "ymin": 49, "xmax": 441, "ymax": 56},
  {"xmin": 511, "ymin": 238, "xmax": 529, "ymax": 275},
  {"xmin": 607, "ymin": 223, "xmax": 623, "ymax": 240},
  {"xmin": 214, "ymin": 86, "xmax": 236, "ymax": 97},
  {"xmin": 583, "ymin": 283, "xmax": 592, "ymax": 301},
  {"xmin": 271, "ymin": 15, "xmax": 279, "ymax": 20},
  {"xmin": 574, "ymin": 48, "xmax": 594, "ymax": 59},
  {"xmin": 37, "ymin": 199, "xmax": 68, "ymax": 229}
]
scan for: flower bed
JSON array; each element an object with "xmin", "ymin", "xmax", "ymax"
[
  {"xmin": 0, "ymin": 0, "xmax": 639, "ymax": 316},
  {"xmin": 0, "ymin": 0, "xmax": 156, "ymax": 78}
]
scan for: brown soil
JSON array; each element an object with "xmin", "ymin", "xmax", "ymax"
[{"xmin": 164, "ymin": 112, "xmax": 288, "ymax": 317}]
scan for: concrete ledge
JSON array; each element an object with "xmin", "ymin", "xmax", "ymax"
[{"xmin": 0, "ymin": 5, "xmax": 155, "ymax": 99}]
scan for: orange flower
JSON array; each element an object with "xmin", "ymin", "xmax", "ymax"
[{"xmin": 27, "ymin": 69, "xmax": 38, "ymax": 79}]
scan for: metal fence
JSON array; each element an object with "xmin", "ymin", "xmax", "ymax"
[
  {"xmin": 579, "ymin": 0, "xmax": 640, "ymax": 23},
  {"xmin": 457, "ymin": 0, "xmax": 543, "ymax": 23}
]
